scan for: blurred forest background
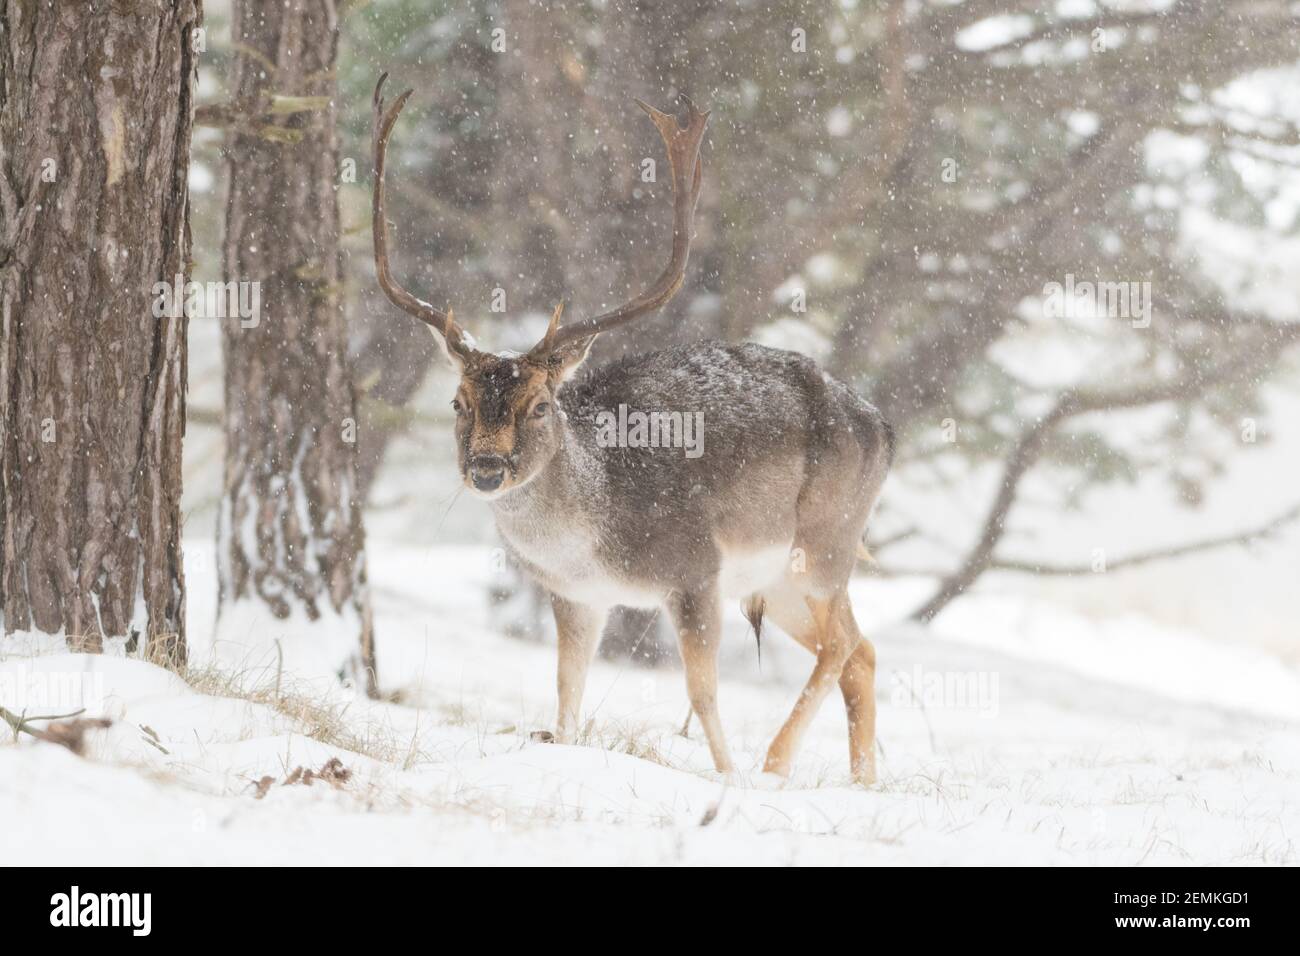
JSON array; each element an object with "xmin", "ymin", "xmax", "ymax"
[{"xmin": 183, "ymin": 0, "xmax": 1300, "ymax": 666}]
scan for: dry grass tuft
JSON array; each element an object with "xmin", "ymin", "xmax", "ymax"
[
  {"xmin": 575, "ymin": 719, "xmax": 676, "ymax": 768},
  {"xmin": 181, "ymin": 663, "xmax": 417, "ymax": 764}
]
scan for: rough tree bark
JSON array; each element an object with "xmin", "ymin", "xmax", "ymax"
[
  {"xmin": 218, "ymin": 0, "xmax": 376, "ymax": 694},
  {"xmin": 0, "ymin": 0, "xmax": 199, "ymax": 663}
]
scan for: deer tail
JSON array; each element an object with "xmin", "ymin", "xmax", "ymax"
[{"xmin": 742, "ymin": 595, "xmax": 765, "ymax": 667}]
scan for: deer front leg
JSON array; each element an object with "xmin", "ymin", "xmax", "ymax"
[
  {"xmin": 667, "ymin": 587, "xmax": 735, "ymax": 775},
  {"xmin": 551, "ymin": 595, "xmax": 605, "ymax": 744}
]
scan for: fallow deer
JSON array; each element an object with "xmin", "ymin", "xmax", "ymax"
[{"xmin": 371, "ymin": 75, "xmax": 894, "ymax": 784}]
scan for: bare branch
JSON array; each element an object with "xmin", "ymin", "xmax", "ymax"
[
  {"xmin": 987, "ymin": 501, "xmax": 1300, "ymax": 575},
  {"xmin": 0, "ymin": 707, "xmax": 109, "ymax": 757},
  {"xmin": 909, "ymin": 323, "xmax": 1300, "ymax": 621},
  {"xmin": 195, "ymin": 94, "xmax": 331, "ymax": 144},
  {"xmin": 909, "ymin": 405, "xmax": 1065, "ymax": 622}
]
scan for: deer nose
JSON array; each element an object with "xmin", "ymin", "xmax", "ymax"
[{"xmin": 468, "ymin": 455, "xmax": 507, "ymax": 491}]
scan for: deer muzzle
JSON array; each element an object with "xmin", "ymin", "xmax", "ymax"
[{"xmin": 467, "ymin": 454, "xmax": 508, "ymax": 492}]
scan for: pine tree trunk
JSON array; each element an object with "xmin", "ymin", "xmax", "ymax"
[
  {"xmin": 0, "ymin": 0, "xmax": 199, "ymax": 664},
  {"xmin": 217, "ymin": 0, "xmax": 376, "ymax": 695}
]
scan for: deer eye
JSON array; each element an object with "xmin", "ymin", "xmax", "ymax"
[
  {"xmin": 451, "ymin": 398, "xmax": 464, "ymax": 414},
  {"xmin": 531, "ymin": 401, "xmax": 551, "ymax": 419}
]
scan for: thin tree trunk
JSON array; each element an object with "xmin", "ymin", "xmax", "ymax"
[
  {"xmin": 351, "ymin": 18, "xmax": 498, "ymax": 504},
  {"xmin": 0, "ymin": 0, "xmax": 198, "ymax": 664},
  {"xmin": 218, "ymin": 0, "xmax": 376, "ymax": 695},
  {"xmin": 577, "ymin": 0, "xmax": 712, "ymax": 663},
  {"xmin": 486, "ymin": 0, "xmax": 715, "ymax": 663},
  {"xmin": 351, "ymin": 309, "xmax": 435, "ymax": 503}
]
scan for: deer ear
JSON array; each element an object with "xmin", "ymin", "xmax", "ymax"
[
  {"xmin": 430, "ymin": 307, "xmax": 474, "ymax": 371},
  {"xmin": 527, "ymin": 302, "xmax": 592, "ymax": 383},
  {"xmin": 545, "ymin": 334, "xmax": 595, "ymax": 385},
  {"xmin": 431, "ymin": 326, "xmax": 467, "ymax": 371}
]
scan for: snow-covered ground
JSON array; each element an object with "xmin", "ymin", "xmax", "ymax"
[{"xmin": 3, "ymin": 545, "xmax": 1297, "ymax": 865}]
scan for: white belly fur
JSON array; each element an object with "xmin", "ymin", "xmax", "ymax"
[
  {"xmin": 716, "ymin": 542, "xmax": 793, "ymax": 599},
  {"xmin": 503, "ymin": 515, "xmax": 792, "ymax": 609},
  {"xmin": 500, "ymin": 518, "xmax": 665, "ymax": 610}
]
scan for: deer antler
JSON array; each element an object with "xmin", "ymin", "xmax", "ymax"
[
  {"xmin": 534, "ymin": 94, "xmax": 710, "ymax": 356},
  {"xmin": 372, "ymin": 73, "xmax": 472, "ymax": 356}
]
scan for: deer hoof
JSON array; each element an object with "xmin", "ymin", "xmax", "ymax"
[
  {"xmin": 851, "ymin": 760, "xmax": 878, "ymax": 788},
  {"xmin": 762, "ymin": 751, "xmax": 793, "ymax": 779}
]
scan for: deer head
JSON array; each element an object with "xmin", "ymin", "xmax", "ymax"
[{"xmin": 371, "ymin": 74, "xmax": 709, "ymax": 497}]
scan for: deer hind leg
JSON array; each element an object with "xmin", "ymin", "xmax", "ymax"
[
  {"xmin": 550, "ymin": 594, "xmax": 606, "ymax": 744},
  {"xmin": 836, "ymin": 601, "xmax": 877, "ymax": 785},
  {"xmin": 666, "ymin": 587, "xmax": 735, "ymax": 775},
  {"xmin": 760, "ymin": 588, "xmax": 859, "ymax": 780}
]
